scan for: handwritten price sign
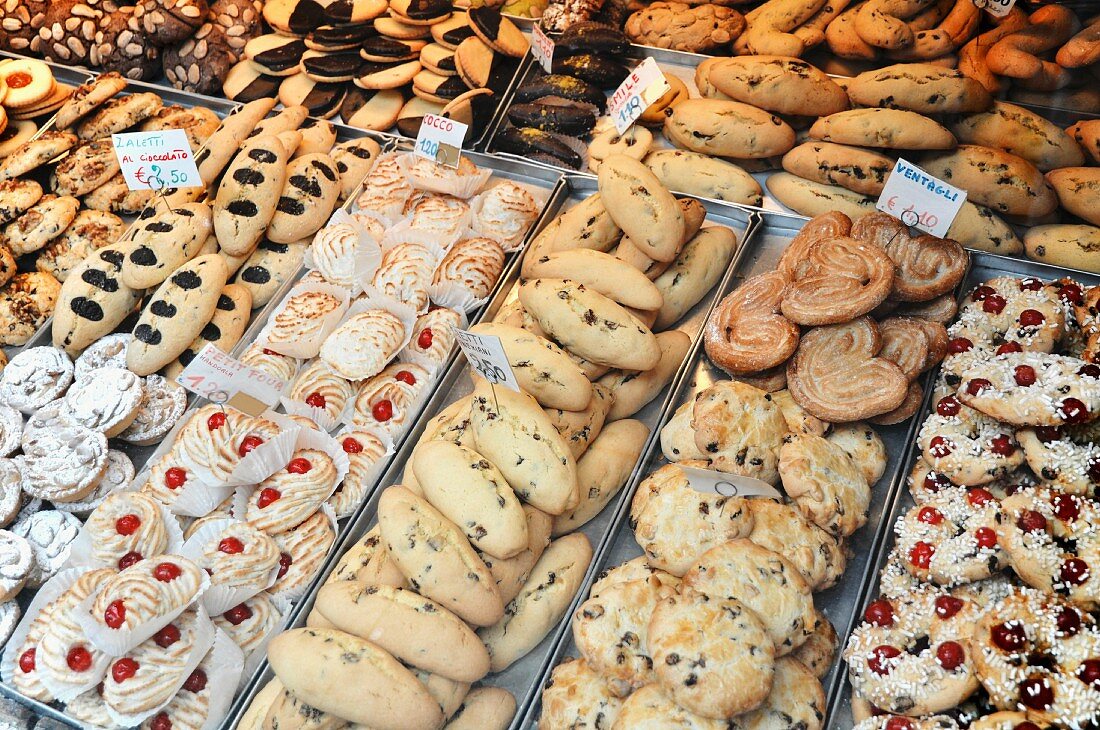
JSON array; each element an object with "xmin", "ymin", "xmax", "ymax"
[
  {"xmin": 112, "ymin": 129, "xmax": 201, "ymax": 191},
  {"xmin": 454, "ymin": 329, "xmax": 520, "ymax": 392},
  {"xmin": 972, "ymin": 0, "xmax": 1015, "ymax": 18},
  {"xmin": 608, "ymin": 57, "xmax": 670, "ymax": 135},
  {"xmin": 176, "ymin": 344, "xmax": 287, "ymax": 416},
  {"xmin": 876, "ymin": 158, "xmax": 966, "ymax": 238},
  {"xmin": 532, "ymin": 24, "xmax": 554, "ymax": 73},
  {"xmin": 414, "ymin": 114, "xmax": 468, "ymax": 169}
]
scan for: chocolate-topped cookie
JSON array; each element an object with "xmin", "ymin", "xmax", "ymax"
[
  {"xmin": 325, "ymin": 0, "xmax": 385, "ymax": 23},
  {"xmin": 340, "ymin": 86, "xmax": 403, "ymax": 130},
  {"xmin": 307, "ymin": 22, "xmax": 376, "ymax": 51},
  {"xmin": 223, "ymin": 60, "xmax": 281, "ymax": 102},
  {"xmin": 360, "ymin": 36, "xmax": 425, "ymax": 62},
  {"xmin": 303, "ymin": 50, "xmax": 364, "ymax": 82},
  {"xmin": 389, "ymin": 0, "xmax": 450, "ymax": 24},
  {"xmin": 278, "ymin": 73, "xmax": 346, "ymax": 119},
  {"xmin": 245, "ymin": 33, "xmax": 307, "ymax": 75}
]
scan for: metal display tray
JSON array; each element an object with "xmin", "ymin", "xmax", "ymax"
[
  {"xmin": 831, "ymin": 251, "xmax": 1100, "ymax": 726},
  {"xmin": 516, "ymin": 210, "xmax": 939, "ymax": 728},
  {"xmin": 222, "ymin": 174, "xmax": 758, "ymax": 730}
]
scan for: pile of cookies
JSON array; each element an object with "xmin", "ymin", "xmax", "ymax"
[
  {"xmin": 846, "ymin": 273, "xmax": 1100, "ymax": 727},
  {"xmin": 0, "ymin": 58, "xmax": 76, "ymax": 126},
  {"xmin": 705, "ymin": 210, "xmax": 965, "ymax": 425},
  {"xmin": 236, "ymin": 156, "xmax": 740, "ymax": 727},
  {"xmin": 222, "ymin": 1, "xmax": 529, "ymax": 136}
]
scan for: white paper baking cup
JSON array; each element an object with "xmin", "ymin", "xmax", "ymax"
[
  {"xmin": 200, "ymin": 629, "xmax": 246, "ymax": 730},
  {"xmin": 2, "ymin": 569, "xmax": 102, "ymax": 701},
  {"xmin": 399, "ymin": 152, "xmax": 492, "ymax": 199},
  {"xmin": 68, "ymin": 499, "xmax": 186, "ymax": 571},
  {"xmin": 279, "ymin": 397, "xmax": 342, "ymax": 433},
  {"xmin": 104, "ymin": 605, "xmax": 216, "ymax": 728},
  {"xmin": 354, "ymin": 153, "xmax": 409, "ymax": 224},
  {"xmin": 319, "ymin": 291, "xmax": 419, "ymax": 381},
  {"xmin": 267, "ymin": 503, "xmax": 338, "ymax": 603},
  {"xmin": 76, "ymin": 560, "xmax": 211, "ymax": 658},
  {"xmin": 378, "ymin": 219, "xmax": 454, "ymax": 258},
  {"xmin": 179, "ymin": 518, "xmax": 282, "ymax": 616},
  {"xmin": 328, "ymin": 425, "xmax": 394, "ymax": 519},
  {"xmin": 255, "ymin": 281, "xmax": 351, "ymax": 360},
  {"xmin": 303, "ymin": 209, "xmax": 384, "ymax": 296},
  {"xmin": 426, "ymin": 279, "xmax": 488, "ymax": 315},
  {"xmin": 397, "ymin": 307, "xmax": 469, "ymax": 374}
]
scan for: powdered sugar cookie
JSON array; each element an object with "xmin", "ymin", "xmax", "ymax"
[
  {"xmin": 0, "ymin": 600, "xmax": 19, "ymax": 651},
  {"xmin": 0, "ymin": 405, "xmax": 22, "ymax": 458},
  {"xmin": 118, "ymin": 375, "xmax": 187, "ymax": 446},
  {"xmin": 20, "ymin": 424, "xmax": 109, "ymax": 503},
  {"xmin": 893, "ymin": 490, "xmax": 1005, "ymax": 586},
  {"xmin": 0, "ymin": 346, "xmax": 73, "ymax": 414},
  {"xmin": 61, "ymin": 367, "xmax": 144, "ymax": 437},
  {"xmin": 12, "ymin": 510, "xmax": 80, "ymax": 587},
  {"xmin": 73, "ymin": 333, "xmax": 130, "ymax": 379},
  {"xmin": 957, "ymin": 352, "xmax": 1100, "ymax": 427},
  {"xmin": 0, "ymin": 529, "xmax": 32, "ymax": 601},
  {"xmin": 0, "ymin": 459, "xmax": 22, "ymax": 528},
  {"xmin": 918, "ymin": 397, "xmax": 1024, "ymax": 486}
]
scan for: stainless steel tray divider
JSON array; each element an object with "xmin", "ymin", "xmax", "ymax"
[{"xmin": 830, "ymin": 251, "xmax": 1100, "ymax": 726}]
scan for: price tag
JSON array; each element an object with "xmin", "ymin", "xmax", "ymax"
[
  {"xmin": 678, "ymin": 465, "xmax": 783, "ymax": 500},
  {"xmin": 876, "ymin": 158, "xmax": 966, "ymax": 238},
  {"xmin": 454, "ymin": 329, "xmax": 521, "ymax": 392},
  {"xmin": 111, "ymin": 129, "xmax": 202, "ymax": 191},
  {"xmin": 175, "ymin": 344, "xmax": 288, "ymax": 416},
  {"xmin": 414, "ymin": 114, "xmax": 468, "ymax": 169},
  {"xmin": 608, "ymin": 57, "xmax": 671, "ymax": 135},
  {"xmin": 972, "ymin": 0, "xmax": 1015, "ymax": 18},
  {"xmin": 532, "ymin": 23, "xmax": 554, "ymax": 73}
]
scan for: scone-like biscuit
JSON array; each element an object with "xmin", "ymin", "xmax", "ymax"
[
  {"xmin": 446, "ymin": 687, "xmax": 515, "ymax": 730},
  {"xmin": 746, "ymin": 499, "xmax": 845, "ymax": 592},
  {"xmin": 809, "ymin": 108, "xmax": 957, "ymax": 150},
  {"xmin": 779, "ymin": 432, "xmax": 871, "ymax": 537},
  {"xmin": 1025, "ymin": 224, "xmax": 1100, "ymax": 272},
  {"xmin": 478, "ymin": 532, "xmax": 592, "ymax": 673},
  {"xmin": 525, "ymin": 249, "xmax": 663, "ymax": 312},
  {"xmin": 319, "ymin": 308, "xmax": 406, "ymax": 380},
  {"xmin": 664, "ymin": 99, "xmax": 795, "ymax": 160},
  {"xmin": 519, "ymin": 278, "xmax": 660, "ymax": 372},
  {"xmin": 213, "ymin": 134, "xmax": 292, "ymax": 256},
  {"xmin": 121, "ymin": 203, "xmax": 213, "ymax": 289},
  {"xmin": 469, "ymin": 378, "xmax": 578, "ymax": 516},
  {"xmin": 267, "ymin": 628, "xmax": 444, "ymax": 729},
  {"xmin": 539, "ymin": 657, "xmax": 622, "ymax": 729},
  {"xmin": 846, "ymin": 63, "xmax": 993, "ymax": 113},
  {"xmin": 735, "ymin": 656, "xmax": 826, "ymax": 728},
  {"xmin": 52, "ymin": 244, "xmax": 142, "ymax": 355},
  {"xmin": 544, "ymin": 382, "xmax": 612, "ymax": 460},
  {"xmin": 127, "ymin": 254, "xmax": 229, "ymax": 375},
  {"xmin": 690, "ymin": 380, "xmax": 787, "ymax": 484},
  {"xmin": 378, "ymin": 486, "xmax": 503, "ymax": 626},
  {"xmin": 1047, "ymin": 167, "xmax": 1100, "ymax": 227}
]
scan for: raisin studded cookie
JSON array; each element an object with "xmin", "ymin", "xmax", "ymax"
[
  {"xmin": 779, "ymin": 432, "xmax": 871, "ymax": 538},
  {"xmin": 735, "ymin": 656, "xmax": 826, "ymax": 728},
  {"xmin": 745, "ymin": 498, "xmax": 846, "ymax": 592},
  {"xmin": 956, "ymin": 352, "xmax": 1100, "ymax": 427},
  {"xmin": 826, "ymin": 421, "xmax": 889, "ymax": 485},
  {"xmin": 2, "ymin": 194, "xmax": 79, "ymax": 257},
  {"xmin": 688, "ymin": 380, "xmax": 787, "ymax": 485},
  {"xmin": 77, "ymin": 92, "xmax": 163, "ymax": 141},
  {"xmin": 918, "ymin": 396, "xmax": 1024, "ymax": 486},
  {"xmin": 539, "ymin": 657, "xmax": 623, "ymax": 729},
  {"xmin": 893, "ymin": 489, "xmax": 1006, "ymax": 586},
  {"xmin": 37, "ymin": 208, "xmax": 126, "ymax": 282}
]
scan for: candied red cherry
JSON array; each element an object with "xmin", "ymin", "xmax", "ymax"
[
  {"xmin": 18, "ymin": 648, "xmax": 34, "ymax": 674},
  {"xmin": 183, "ymin": 668, "xmax": 207, "ymax": 693},
  {"xmin": 1016, "ymin": 510, "xmax": 1047, "ymax": 533},
  {"xmin": 909, "ymin": 542, "xmax": 935, "ymax": 569},
  {"xmin": 934, "ymin": 595, "xmax": 964, "ymax": 619},
  {"xmin": 867, "ymin": 645, "xmax": 901, "ymax": 675},
  {"xmin": 104, "ymin": 600, "xmax": 126, "ymax": 629},
  {"xmin": 165, "ymin": 467, "xmax": 187, "ymax": 489},
  {"xmin": 154, "ymin": 562, "xmax": 181, "ymax": 582},
  {"xmin": 918, "ymin": 507, "xmax": 944, "ymax": 525},
  {"xmin": 947, "ymin": 337, "xmax": 974, "ymax": 354},
  {"xmin": 1078, "ymin": 660, "xmax": 1100, "ymax": 689},
  {"xmin": 417, "ymin": 328, "xmax": 434, "ymax": 349},
  {"xmin": 864, "ymin": 599, "xmax": 894, "ymax": 627},
  {"xmin": 342, "ymin": 437, "xmax": 362, "ymax": 453},
  {"xmin": 238, "ymin": 435, "xmax": 264, "ymax": 457},
  {"xmin": 1061, "ymin": 558, "xmax": 1090, "ymax": 586},
  {"xmin": 1019, "ymin": 278, "xmax": 1044, "ymax": 291},
  {"xmin": 305, "ymin": 392, "xmax": 326, "ymax": 409},
  {"xmin": 975, "ymin": 527, "xmax": 997, "ymax": 549},
  {"xmin": 990, "ymin": 435, "xmax": 1016, "ymax": 457},
  {"xmin": 972, "ymin": 285, "xmax": 995, "ymax": 301},
  {"xmin": 1060, "ymin": 282, "xmax": 1085, "ymax": 305},
  {"xmin": 923, "ymin": 471, "xmax": 952, "ymax": 494},
  {"xmin": 884, "ymin": 719, "xmax": 912, "ymax": 730},
  {"xmin": 277, "ymin": 553, "xmax": 292, "ymax": 580},
  {"xmin": 1019, "ymin": 309, "xmax": 1045, "ymax": 327},
  {"xmin": 257, "ymin": 488, "xmax": 281, "ymax": 508},
  {"xmin": 262, "ymin": 348, "xmax": 279, "ymax": 356},
  {"xmin": 968, "ymin": 488, "xmax": 994, "ymax": 506},
  {"xmin": 991, "ymin": 621, "xmax": 1027, "ymax": 652},
  {"xmin": 1080, "ymin": 364, "xmax": 1100, "ymax": 379},
  {"xmin": 67, "ymin": 646, "xmax": 92, "ymax": 672},
  {"xmin": 1036, "ymin": 426, "xmax": 1062, "ymax": 443},
  {"xmin": 115, "ymin": 514, "xmax": 140, "ymax": 536},
  {"xmin": 218, "ymin": 537, "xmax": 244, "ymax": 554},
  {"xmin": 118, "ymin": 551, "xmax": 142, "ymax": 570},
  {"xmin": 1019, "ymin": 676, "xmax": 1054, "ymax": 711},
  {"xmin": 983, "ymin": 294, "xmax": 1007, "ymax": 314},
  {"xmin": 936, "ymin": 641, "xmax": 965, "ymax": 671},
  {"xmin": 966, "ymin": 378, "xmax": 993, "ymax": 396},
  {"xmin": 287, "ymin": 458, "xmax": 311, "ymax": 474},
  {"xmin": 1057, "ymin": 607, "xmax": 1082, "ymax": 637},
  {"xmin": 936, "ymin": 396, "xmax": 961, "ymax": 417},
  {"xmin": 154, "ymin": 624, "xmax": 180, "ymax": 648},
  {"xmin": 1061, "ymin": 398, "xmax": 1090, "ymax": 424},
  {"xmin": 929, "ymin": 436, "xmax": 953, "ymax": 458},
  {"xmin": 112, "ymin": 658, "xmax": 139, "ymax": 683},
  {"xmin": 372, "ymin": 399, "xmax": 393, "ymax": 422},
  {"xmin": 207, "ymin": 412, "xmax": 226, "ymax": 430},
  {"xmin": 1014, "ymin": 365, "xmax": 1037, "ymax": 386},
  {"xmin": 997, "ymin": 342, "xmax": 1023, "ymax": 355},
  {"xmin": 223, "ymin": 603, "xmax": 253, "ymax": 625},
  {"xmin": 151, "ymin": 713, "xmax": 172, "ymax": 730},
  {"xmin": 1053, "ymin": 493, "xmax": 1080, "ymax": 521},
  {"xmin": 395, "ymin": 370, "xmax": 417, "ymax": 386}
]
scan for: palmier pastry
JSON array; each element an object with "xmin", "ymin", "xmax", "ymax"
[
  {"xmin": 351, "ymin": 363, "xmax": 430, "ymax": 435},
  {"xmin": 432, "ymin": 236, "xmax": 505, "ymax": 301},
  {"xmin": 775, "ymin": 210, "xmax": 852, "ymax": 280},
  {"xmin": 199, "ymin": 521, "xmax": 281, "ymax": 596},
  {"xmin": 372, "ymin": 241, "xmax": 434, "ymax": 313},
  {"xmin": 781, "ymin": 236, "xmax": 895, "ymax": 326},
  {"xmin": 319, "ymin": 309, "xmax": 406, "ymax": 380},
  {"xmin": 90, "ymin": 556, "xmax": 205, "ymax": 637},
  {"xmin": 704, "ymin": 271, "xmax": 798, "ymax": 375},
  {"xmin": 213, "ymin": 592, "xmax": 282, "ymax": 658},
  {"xmin": 850, "ymin": 213, "xmax": 967, "ymax": 302},
  {"xmin": 787, "ymin": 317, "xmax": 909, "ymax": 422},
  {"xmin": 37, "ymin": 568, "xmax": 115, "ymax": 700},
  {"xmin": 245, "ymin": 449, "xmax": 338, "ymax": 535},
  {"xmin": 328, "ymin": 428, "xmax": 388, "ymax": 518},
  {"xmin": 878, "ymin": 316, "xmax": 947, "ymax": 381},
  {"xmin": 265, "ymin": 290, "xmax": 344, "ymax": 353},
  {"xmin": 269, "ymin": 510, "xmax": 336, "ymax": 595},
  {"xmin": 84, "ymin": 492, "xmax": 169, "ymax": 571},
  {"xmin": 288, "ymin": 359, "xmax": 356, "ymax": 422}
]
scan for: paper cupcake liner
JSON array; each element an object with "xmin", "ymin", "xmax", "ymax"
[
  {"xmin": 303, "ymin": 209, "xmax": 385, "ymax": 296},
  {"xmin": 399, "ymin": 151, "xmax": 492, "ymax": 199},
  {"xmin": 191, "ymin": 629, "xmax": 245, "ymax": 730},
  {"xmin": 2, "ymin": 569, "xmax": 97, "ymax": 697},
  {"xmin": 255, "ymin": 281, "xmax": 351, "ymax": 360},
  {"xmin": 354, "ymin": 152, "xmax": 408, "ymax": 224},
  {"xmin": 265, "ymin": 412, "xmax": 351, "ymax": 488},
  {"xmin": 104, "ymin": 605, "xmax": 216, "ymax": 728},
  {"xmin": 279, "ymin": 396, "xmax": 342, "ymax": 432},
  {"xmin": 216, "ymin": 423, "xmax": 304, "ymax": 489},
  {"xmin": 267, "ymin": 503, "xmax": 339, "ymax": 604},
  {"xmin": 381, "ymin": 213, "xmax": 469, "ymax": 255},
  {"xmin": 179, "ymin": 518, "xmax": 282, "ymax": 616},
  {"xmin": 68, "ymin": 499, "xmax": 186, "ymax": 571},
  {"xmin": 325, "ymin": 290, "xmax": 420, "ymax": 379},
  {"xmin": 397, "ymin": 306, "xmax": 468, "ymax": 374},
  {"xmin": 76, "ymin": 563, "xmax": 212, "ymax": 658},
  {"xmin": 237, "ymin": 593, "xmax": 292, "ymax": 692}
]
